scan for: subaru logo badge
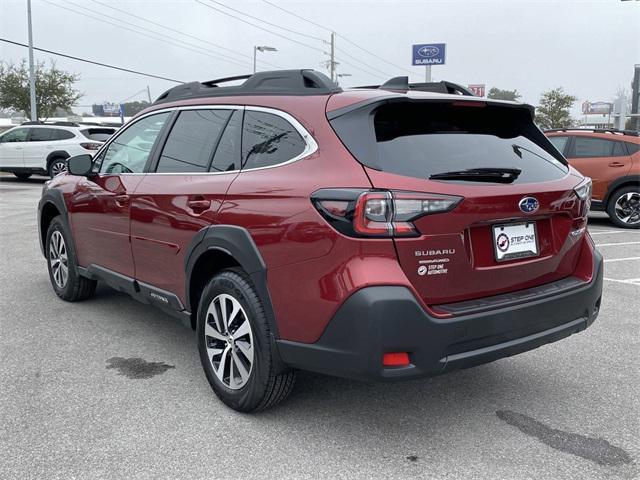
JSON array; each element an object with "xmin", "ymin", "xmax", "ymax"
[
  {"xmin": 418, "ymin": 46, "xmax": 440, "ymax": 58},
  {"xmin": 519, "ymin": 197, "xmax": 539, "ymax": 213}
]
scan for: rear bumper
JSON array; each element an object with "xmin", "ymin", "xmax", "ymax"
[{"xmin": 277, "ymin": 250, "xmax": 603, "ymax": 381}]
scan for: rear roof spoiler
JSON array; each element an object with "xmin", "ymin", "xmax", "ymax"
[{"xmin": 355, "ymin": 76, "xmax": 475, "ymax": 96}]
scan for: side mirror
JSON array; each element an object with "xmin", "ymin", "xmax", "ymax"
[{"xmin": 67, "ymin": 154, "xmax": 94, "ymax": 176}]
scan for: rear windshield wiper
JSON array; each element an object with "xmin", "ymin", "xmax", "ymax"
[{"xmin": 429, "ymin": 168, "xmax": 522, "ymax": 183}]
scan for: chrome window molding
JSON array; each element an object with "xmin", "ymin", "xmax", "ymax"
[{"xmin": 94, "ymin": 104, "xmax": 318, "ymax": 176}]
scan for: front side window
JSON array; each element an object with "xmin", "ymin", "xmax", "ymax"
[
  {"xmin": 1, "ymin": 128, "xmax": 29, "ymax": 142},
  {"xmin": 571, "ymin": 137, "xmax": 613, "ymax": 158},
  {"xmin": 156, "ymin": 109, "xmax": 231, "ymax": 173},
  {"xmin": 100, "ymin": 112, "xmax": 170, "ymax": 174},
  {"xmin": 241, "ymin": 111, "xmax": 306, "ymax": 170}
]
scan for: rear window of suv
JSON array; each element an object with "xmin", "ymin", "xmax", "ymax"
[
  {"xmin": 80, "ymin": 128, "xmax": 116, "ymax": 142},
  {"xmin": 330, "ymin": 101, "xmax": 568, "ymax": 184}
]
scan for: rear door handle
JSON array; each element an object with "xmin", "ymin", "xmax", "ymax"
[
  {"xmin": 187, "ymin": 197, "xmax": 211, "ymax": 212},
  {"xmin": 114, "ymin": 194, "xmax": 130, "ymax": 206},
  {"xmin": 608, "ymin": 162, "xmax": 625, "ymax": 167}
]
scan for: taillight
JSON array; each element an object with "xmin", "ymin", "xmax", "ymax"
[
  {"xmin": 312, "ymin": 189, "xmax": 462, "ymax": 238},
  {"xmin": 80, "ymin": 142, "xmax": 101, "ymax": 151},
  {"xmin": 574, "ymin": 177, "xmax": 592, "ymax": 217}
]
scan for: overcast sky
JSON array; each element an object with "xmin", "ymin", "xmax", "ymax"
[{"xmin": 1, "ymin": 0, "xmax": 639, "ymax": 116}]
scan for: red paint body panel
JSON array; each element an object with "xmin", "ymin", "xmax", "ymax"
[
  {"xmin": 42, "ymin": 88, "xmax": 597, "ymax": 348},
  {"xmin": 69, "ymin": 174, "xmax": 144, "ymax": 277},
  {"xmin": 130, "ymin": 172, "xmax": 237, "ymax": 296}
]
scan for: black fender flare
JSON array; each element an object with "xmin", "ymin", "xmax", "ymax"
[
  {"xmin": 184, "ymin": 225, "xmax": 279, "ymax": 338},
  {"xmin": 46, "ymin": 151, "xmax": 71, "ymax": 170},
  {"xmin": 603, "ymin": 175, "xmax": 640, "ymax": 206},
  {"xmin": 37, "ymin": 188, "xmax": 71, "ymax": 257}
]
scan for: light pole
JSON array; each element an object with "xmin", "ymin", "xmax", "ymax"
[
  {"xmin": 336, "ymin": 73, "xmax": 352, "ymax": 86},
  {"xmin": 27, "ymin": 0, "xmax": 37, "ymax": 121},
  {"xmin": 253, "ymin": 46, "xmax": 277, "ymax": 73}
]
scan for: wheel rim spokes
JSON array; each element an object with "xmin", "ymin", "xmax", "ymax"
[
  {"xmin": 204, "ymin": 293, "xmax": 254, "ymax": 390},
  {"xmin": 614, "ymin": 192, "xmax": 640, "ymax": 225},
  {"xmin": 52, "ymin": 162, "xmax": 67, "ymax": 176},
  {"xmin": 49, "ymin": 231, "xmax": 68, "ymax": 288}
]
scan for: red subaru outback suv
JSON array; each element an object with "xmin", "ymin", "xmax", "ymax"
[{"xmin": 38, "ymin": 70, "xmax": 602, "ymax": 412}]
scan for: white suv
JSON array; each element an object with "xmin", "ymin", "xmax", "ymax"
[{"xmin": 0, "ymin": 123, "xmax": 117, "ymax": 178}]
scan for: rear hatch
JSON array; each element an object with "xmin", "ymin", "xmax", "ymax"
[{"xmin": 329, "ymin": 97, "xmax": 590, "ymax": 307}]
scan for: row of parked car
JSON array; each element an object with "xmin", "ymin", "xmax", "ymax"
[
  {"xmin": 0, "ymin": 121, "xmax": 118, "ymax": 178},
  {"xmin": 1, "ymin": 117, "xmax": 638, "ymax": 228}
]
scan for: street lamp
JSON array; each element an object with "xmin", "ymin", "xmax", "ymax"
[{"xmin": 253, "ymin": 46, "xmax": 278, "ymax": 73}]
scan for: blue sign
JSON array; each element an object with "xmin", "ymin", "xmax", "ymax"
[{"xmin": 412, "ymin": 43, "xmax": 446, "ymax": 66}]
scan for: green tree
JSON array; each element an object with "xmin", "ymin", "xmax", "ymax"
[
  {"xmin": 0, "ymin": 60, "xmax": 82, "ymax": 119},
  {"xmin": 535, "ymin": 87, "xmax": 576, "ymax": 130},
  {"xmin": 487, "ymin": 87, "xmax": 521, "ymax": 101}
]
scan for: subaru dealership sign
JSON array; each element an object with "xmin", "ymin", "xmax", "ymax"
[{"xmin": 412, "ymin": 43, "xmax": 446, "ymax": 66}]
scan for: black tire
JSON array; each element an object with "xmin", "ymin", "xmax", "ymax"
[
  {"xmin": 45, "ymin": 217, "xmax": 97, "ymax": 301},
  {"xmin": 13, "ymin": 173, "xmax": 32, "ymax": 180},
  {"xmin": 197, "ymin": 268, "xmax": 296, "ymax": 412},
  {"xmin": 48, "ymin": 157, "xmax": 67, "ymax": 177},
  {"xmin": 606, "ymin": 186, "xmax": 640, "ymax": 229}
]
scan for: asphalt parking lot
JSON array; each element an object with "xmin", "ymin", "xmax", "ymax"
[{"xmin": 0, "ymin": 174, "xmax": 638, "ymax": 480}]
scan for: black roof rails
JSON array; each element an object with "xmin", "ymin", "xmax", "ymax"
[
  {"xmin": 544, "ymin": 127, "xmax": 639, "ymax": 137},
  {"xmin": 354, "ymin": 76, "xmax": 475, "ymax": 96},
  {"xmin": 154, "ymin": 69, "xmax": 341, "ymax": 104},
  {"xmin": 21, "ymin": 121, "xmax": 80, "ymax": 127}
]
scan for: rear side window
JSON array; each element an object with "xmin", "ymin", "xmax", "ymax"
[
  {"xmin": 210, "ymin": 110, "xmax": 242, "ymax": 173},
  {"xmin": 548, "ymin": 136, "xmax": 568, "ymax": 154},
  {"xmin": 611, "ymin": 141, "xmax": 627, "ymax": 157},
  {"xmin": 241, "ymin": 111, "xmax": 306, "ymax": 170},
  {"xmin": 571, "ymin": 137, "xmax": 613, "ymax": 158},
  {"xmin": 50, "ymin": 129, "xmax": 75, "ymax": 140},
  {"xmin": 331, "ymin": 101, "xmax": 568, "ymax": 184},
  {"xmin": 28, "ymin": 128, "xmax": 55, "ymax": 141},
  {"xmin": 626, "ymin": 142, "xmax": 640, "ymax": 155},
  {"xmin": 80, "ymin": 128, "xmax": 115, "ymax": 141},
  {"xmin": 157, "ymin": 109, "xmax": 232, "ymax": 173}
]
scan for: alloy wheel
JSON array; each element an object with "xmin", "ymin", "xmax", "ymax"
[
  {"xmin": 614, "ymin": 192, "xmax": 640, "ymax": 225},
  {"xmin": 51, "ymin": 161, "xmax": 67, "ymax": 176},
  {"xmin": 204, "ymin": 293, "xmax": 254, "ymax": 390},
  {"xmin": 49, "ymin": 230, "xmax": 69, "ymax": 288}
]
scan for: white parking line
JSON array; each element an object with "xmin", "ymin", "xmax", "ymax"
[
  {"xmin": 603, "ymin": 257, "xmax": 640, "ymax": 263},
  {"xmin": 595, "ymin": 241, "xmax": 640, "ymax": 247},
  {"xmin": 604, "ymin": 277, "xmax": 640, "ymax": 286},
  {"xmin": 588, "ymin": 230, "xmax": 628, "ymax": 235}
]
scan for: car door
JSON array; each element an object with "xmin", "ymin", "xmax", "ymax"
[
  {"xmin": 565, "ymin": 136, "xmax": 632, "ymax": 201},
  {"xmin": 130, "ymin": 107, "xmax": 242, "ymax": 301},
  {"xmin": 23, "ymin": 127, "xmax": 57, "ymax": 168},
  {"xmin": 0, "ymin": 127, "xmax": 30, "ymax": 167},
  {"xmin": 69, "ymin": 112, "xmax": 172, "ymax": 277}
]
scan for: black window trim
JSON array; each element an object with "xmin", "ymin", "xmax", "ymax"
[{"xmin": 90, "ymin": 104, "xmax": 318, "ymax": 176}]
